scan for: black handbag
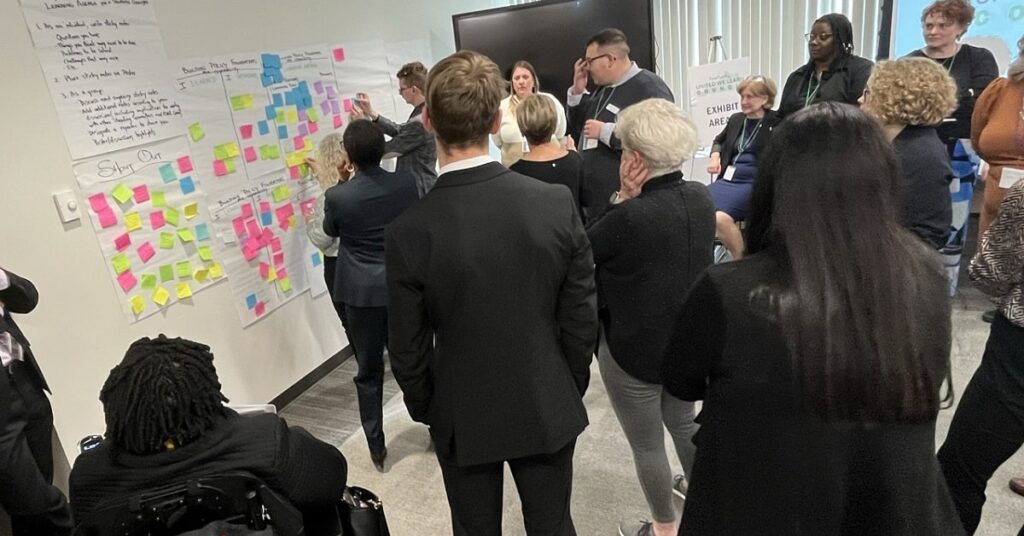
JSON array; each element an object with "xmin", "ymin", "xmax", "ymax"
[{"xmin": 338, "ymin": 486, "xmax": 389, "ymax": 536}]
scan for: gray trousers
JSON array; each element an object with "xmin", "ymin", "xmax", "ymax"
[{"xmin": 598, "ymin": 339, "xmax": 698, "ymax": 523}]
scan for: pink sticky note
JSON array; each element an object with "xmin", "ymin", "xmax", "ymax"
[
  {"xmin": 246, "ymin": 220, "xmax": 261, "ymax": 239},
  {"xmin": 254, "ymin": 301, "xmax": 266, "ymax": 316},
  {"xmin": 259, "ymin": 201, "xmax": 271, "ymax": 213},
  {"xmin": 289, "ymin": 166, "xmax": 300, "ymax": 179},
  {"xmin": 343, "ymin": 99, "xmax": 353, "ymax": 113},
  {"xmin": 113, "ymin": 232, "xmax": 131, "ymax": 251},
  {"xmin": 132, "ymin": 185, "xmax": 150, "ymax": 203},
  {"xmin": 333, "ymin": 114, "xmax": 343, "ymax": 129},
  {"xmin": 293, "ymin": 136, "xmax": 304, "ymax": 151},
  {"xmin": 177, "ymin": 156, "xmax": 194, "ymax": 174},
  {"xmin": 88, "ymin": 193, "xmax": 109, "ymax": 212},
  {"xmin": 308, "ymin": 121, "xmax": 319, "ymax": 134},
  {"xmin": 137, "ymin": 242, "xmax": 155, "ymax": 262},
  {"xmin": 270, "ymin": 237, "xmax": 282, "ymax": 253},
  {"xmin": 117, "ymin": 271, "xmax": 137, "ymax": 292},
  {"xmin": 242, "ymin": 246, "xmax": 259, "ymax": 262},
  {"xmin": 244, "ymin": 146, "xmax": 258, "ymax": 162},
  {"xmin": 277, "ymin": 268, "xmax": 288, "ymax": 280},
  {"xmin": 273, "ymin": 252, "xmax": 285, "ymax": 266},
  {"xmin": 244, "ymin": 236, "xmax": 261, "ymax": 252},
  {"xmin": 332, "ymin": 47, "xmax": 345, "ymax": 62},
  {"xmin": 97, "ymin": 208, "xmax": 118, "ymax": 228},
  {"xmin": 241, "ymin": 203, "xmax": 254, "ymax": 218},
  {"xmin": 260, "ymin": 228, "xmax": 274, "ymax": 245},
  {"xmin": 259, "ymin": 262, "xmax": 270, "ymax": 279},
  {"xmin": 232, "ymin": 216, "xmax": 246, "ymax": 237},
  {"xmin": 213, "ymin": 160, "xmax": 228, "ymax": 176},
  {"xmin": 239, "ymin": 124, "xmax": 254, "ymax": 139},
  {"xmin": 150, "ymin": 211, "xmax": 165, "ymax": 229}
]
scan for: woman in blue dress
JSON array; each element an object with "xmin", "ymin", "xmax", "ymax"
[{"xmin": 706, "ymin": 75, "xmax": 781, "ymax": 259}]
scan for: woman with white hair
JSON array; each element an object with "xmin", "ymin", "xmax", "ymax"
[
  {"xmin": 304, "ymin": 132, "xmax": 352, "ymax": 327},
  {"xmin": 585, "ymin": 98, "xmax": 715, "ymax": 536}
]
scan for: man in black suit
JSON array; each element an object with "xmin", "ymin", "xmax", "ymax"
[
  {"xmin": 323, "ymin": 120, "xmax": 419, "ymax": 472},
  {"xmin": 0, "ymin": 268, "xmax": 73, "ymax": 535},
  {"xmin": 386, "ymin": 50, "xmax": 598, "ymax": 535}
]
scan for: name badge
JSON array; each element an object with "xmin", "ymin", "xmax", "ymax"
[
  {"xmin": 605, "ymin": 103, "xmax": 620, "ymax": 115},
  {"xmin": 723, "ymin": 166, "xmax": 736, "ymax": 181},
  {"xmin": 582, "ymin": 138, "xmax": 598, "ymax": 151},
  {"xmin": 1000, "ymin": 167, "xmax": 1024, "ymax": 189}
]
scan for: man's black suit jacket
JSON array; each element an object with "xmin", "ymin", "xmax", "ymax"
[
  {"xmin": 386, "ymin": 162, "xmax": 598, "ymax": 467},
  {"xmin": 323, "ymin": 166, "xmax": 419, "ymax": 307},
  {"xmin": 0, "ymin": 269, "xmax": 49, "ymax": 393}
]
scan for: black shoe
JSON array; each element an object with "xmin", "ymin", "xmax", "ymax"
[
  {"xmin": 983, "ymin": 309, "xmax": 997, "ymax": 323},
  {"xmin": 370, "ymin": 447, "xmax": 387, "ymax": 472}
]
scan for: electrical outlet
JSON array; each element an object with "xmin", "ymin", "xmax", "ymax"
[{"xmin": 52, "ymin": 190, "xmax": 81, "ymax": 223}]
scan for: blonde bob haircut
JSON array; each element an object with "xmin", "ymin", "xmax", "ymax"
[
  {"xmin": 736, "ymin": 75, "xmax": 778, "ymax": 109},
  {"xmin": 615, "ymin": 98, "xmax": 698, "ymax": 177},
  {"xmin": 515, "ymin": 94, "xmax": 557, "ymax": 146},
  {"xmin": 866, "ymin": 58, "xmax": 957, "ymax": 126}
]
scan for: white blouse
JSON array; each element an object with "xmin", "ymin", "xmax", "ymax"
[{"xmin": 491, "ymin": 92, "xmax": 567, "ymax": 167}]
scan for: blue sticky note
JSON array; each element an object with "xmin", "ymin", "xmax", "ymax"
[
  {"xmin": 246, "ymin": 293, "xmax": 258, "ymax": 310},
  {"xmin": 271, "ymin": 71, "xmax": 284, "ymax": 84},
  {"xmin": 284, "ymin": 91, "xmax": 297, "ymax": 106},
  {"xmin": 159, "ymin": 164, "xmax": 176, "ymax": 183},
  {"xmin": 298, "ymin": 81, "xmax": 309, "ymax": 95},
  {"xmin": 273, "ymin": 93, "xmax": 284, "ymax": 107},
  {"xmin": 179, "ymin": 176, "xmax": 195, "ymax": 195},
  {"xmin": 195, "ymin": 223, "xmax": 210, "ymax": 241},
  {"xmin": 261, "ymin": 73, "xmax": 274, "ymax": 87},
  {"xmin": 277, "ymin": 125, "xmax": 288, "ymax": 140},
  {"xmin": 261, "ymin": 53, "xmax": 281, "ymax": 69},
  {"xmin": 260, "ymin": 211, "xmax": 273, "ymax": 226},
  {"xmin": 311, "ymin": 252, "xmax": 322, "ymax": 267},
  {"xmin": 257, "ymin": 120, "xmax": 269, "ymax": 135},
  {"xmin": 265, "ymin": 105, "xmax": 276, "ymax": 121},
  {"xmin": 301, "ymin": 96, "xmax": 312, "ymax": 108}
]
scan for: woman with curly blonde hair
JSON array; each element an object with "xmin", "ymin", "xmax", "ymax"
[
  {"xmin": 304, "ymin": 132, "xmax": 353, "ymax": 326},
  {"xmin": 860, "ymin": 57, "xmax": 958, "ymax": 249}
]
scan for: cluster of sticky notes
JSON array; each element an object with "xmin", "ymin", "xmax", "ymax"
[
  {"xmin": 230, "ymin": 93, "xmax": 255, "ymax": 111},
  {"xmin": 212, "ymin": 142, "xmax": 241, "ymax": 177},
  {"xmin": 275, "ymin": 203, "xmax": 296, "ymax": 231},
  {"xmin": 260, "ymin": 53, "xmax": 283, "ymax": 87},
  {"xmin": 230, "ymin": 199, "xmax": 294, "ymax": 295},
  {"xmin": 89, "ymin": 193, "xmax": 118, "ymax": 228},
  {"xmin": 245, "ymin": 293, "xmax": 268, "ymax": 317}
]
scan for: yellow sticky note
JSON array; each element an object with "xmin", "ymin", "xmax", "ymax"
[
  {"xmin": 230, "ymin": 94, "xmax": 253, "ymax": 111},
  {"xmin": 124, "ymin": 212, "xmax": 142, "ymax": 231},
  {"xmin": 304, "ymin": 138, "xmax": 312, "ymax": 151},
  {"xmin": 272, "ymin": 185, "xmax": 291, "ymax": 203},
  {"xmin": 152, "ymin": 286, "xmax": 170, "ymax": 306},
  {"xmin": 177, "ymin": 228, "xmax": 195, "ymax": 242},
  {"xmin": 209, "ymin": 263, "xmax": 223, "ymax": 279},
  {"xmin": 278, "ymin": 277, "xmax": 292, "ymax": 292},
  {"xmin": 266, "ymin": 265, "xmax": 277, "ymax": 281},
  {"xmin": 183, "ymin": 202, "xmax": 198, "ymax": 220},
  {"xmin": 224, "ymin": 158, "xmax": 237, "ymax": 174},
  {"xmin": 130, "ymin": 295, "xmax": 146, "ymax": 315},
  {"xmin": 188, "ymin": 123, "xmax": 205, "ymax": 142},
  {"xmin": 194, "ymin": 269, "xmax": 209, "ymax": 282},
  {"xmin": 176, "ymin": 282, "xmax": 193, "ymax": 299},
  {"xmin": 286, "ymin": 108, "xmax": 299, "ymax": 124},
  {"xmin": 213, "ymin": 145, "xmax": 229, "ymax": 160},
  {"xmin": 288, "ymin": 215, "xmax": 296, "ymax": 229},
  {"xmin": 111, "ymin": 183, "xmax": 133, "ymax": 204},
  {"xmin": 225, "ymin": 142, "xmax": 241, "ymax": 158},
  {"xmin": 197, "ymin": 245, "xmax": 213, "ymax": 261},
  {"xmin": 285, "ymin": 152, "xmax": 305, "ymax": 168}
]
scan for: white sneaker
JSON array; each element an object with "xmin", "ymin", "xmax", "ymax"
[{"xmin": 672, "ymin": 473, "xmax": 688, "ymax": 500}]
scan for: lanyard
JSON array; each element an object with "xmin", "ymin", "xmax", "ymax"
[
  {"xmin": 591, "ymin": 86, "xmax": 618, "ymax": 120},
  {"xmin": 804, "ymin": 73, "xmax": 821, "ymax": 107},
  {"xmin": 736, "ymin": 119, "xmax": 763, "ymax": 154}
]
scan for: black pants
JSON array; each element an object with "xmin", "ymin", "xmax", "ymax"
[
  {"xmin": 435, "ymin": 438, "xmax": 577, "ymax": 536},
  {"xmin": 343, "ymin": 304, "xmax": 387, "ymax": 453},
  {"xmin": 938, "ymin": 314, "xmax": 1024, "ymax": 535},
  {"xmin": 0, "ymin": 363, "xmax": 72, "ymax": 535},
  {"xmin": 322, "ymin": 256, "xmax": 347, "ymax": 329}
]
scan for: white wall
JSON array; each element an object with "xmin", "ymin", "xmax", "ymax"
[{"xmin": 0, "ymin": 0, "xmax": 502, "ymax": 463}]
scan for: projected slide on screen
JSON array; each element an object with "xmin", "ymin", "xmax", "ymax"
[{"xmin": 891, "ymin": 0, "xmax": 1021, "ymax": 71}]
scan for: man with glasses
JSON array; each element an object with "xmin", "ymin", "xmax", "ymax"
[
  {"xmin": 567, "ymin": 28, "xmax": 673, "ymax": 220},
  {"xmin": 353, "ymin": 62, "xmax": 437, "ymax": 197}
]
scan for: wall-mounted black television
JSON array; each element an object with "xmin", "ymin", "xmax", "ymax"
[{"xmin": 453, "ymin": 0, "xmax": 656, "ymax": 105}]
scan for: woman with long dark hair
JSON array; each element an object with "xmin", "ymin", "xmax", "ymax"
[{"xmin": 662, "ymin": 102, "xmax": 963, "ymax": 535}]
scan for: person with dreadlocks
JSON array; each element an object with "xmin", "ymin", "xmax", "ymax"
[
  {"xmin": 68, "ymin": 335, "xmax": 347, "ymax": 532},
  {"xmin": 777, "ymin": 13, "xmax": 874, "ymax": 118}
]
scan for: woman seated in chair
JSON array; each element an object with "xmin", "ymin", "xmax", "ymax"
[{"xmin": 69, "ymin": 335, "xmax": 348, "ymax": 534}]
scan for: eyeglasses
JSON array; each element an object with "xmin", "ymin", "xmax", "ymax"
[
  {"xmin": 804, "ymin": 32, "xmax": 833, "ymax": 43},
  {"xmin": 581, "ymin": 53, "xmax": 613, "ymax": 67}
]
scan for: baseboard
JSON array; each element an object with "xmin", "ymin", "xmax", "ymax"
[{"xmin": 270, "ymin": 345, "xmax": 353, "ymax": 410}]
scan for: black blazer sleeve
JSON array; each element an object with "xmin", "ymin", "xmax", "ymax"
[
  {"xmin": 321, "ymin": 193, "xmax": 339, "ymax": 238},
  {"xmin": 385, "ymin": 227, "xmax": 434, "ymax": 423},
  {"xmin": 0, "ymin": 269, "xmax": 39, "ymax": 314},
  {"xmin": 271, "ymin": 419, "xmax": 347, "ymax": 509},
  {"xmin": 557, "ymin": 201, "xmax": 599, "ymax": 395},
  {"xmin": 567, "ymin": 91, "xmax": 593, "ymax": 144},
  {"xmin": 586, "ymin": 203, "xmax": 628, "ymax": 266},
  {"xmin": 662, "ymin": 271, "xmax": 724, "ymax": 401},
  {"xmin": 968, "ymin": 46, "xmax": 999, "ymax": 98},
  {"xmin": 846, "ymin": 58, "xmax": 873, "ymax": 106}
]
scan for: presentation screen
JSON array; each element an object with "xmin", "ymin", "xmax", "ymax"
[
  {"xmin": 890, "ymin": 0, "xmax": 1021, "ymax": 72},
  {"xmin": 453, "ymin": 0, "xmax": 656, "ymax": 105}
]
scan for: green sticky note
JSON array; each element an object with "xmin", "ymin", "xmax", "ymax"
[
  {"xmin": 224, "ymin": 158, "xmax": 237, "ymax": 174},
  {"xmin": 159, "ymin": 164, "xmax": 177, "ymax": 183},
  {"xmin": 306, "ymin": 108, "xmax": 319, "ymax": 122},
  {"xmin": 177, "ymin": 228, "xmax": 195, "ymax": 242},
  {"xmin": 141, "ymin": 273, "xmax": 158, "ymax": 289},
  {"xmin": 159, "ymin": 264, "xmax": 174, "ymax": 282},
  {"xmin": 230, "ymin": 94, "xmax": 248, "ymax": 111},
  {"xmin": 275, "ymin": 109, "xmax": 285, "ymax": 123},
  {"xmin": 151, "ymin": 190, "xmax": 166, "ymax": 207},
  {"xmin": 111, "ymin": 183, "xmax": 133, "ymax": 204},
  {"xmin": 159, "ymin": 232, "xmax": 175, "ymax": 249},
  {"xmin": 188, "ymin": 123, "xmax": 205, "ymax": 142},
  {"xmin": 279, "ymin": 277, "xmax": 292, "ymax": 292},
  {"xmin": 164, "ymin": 208, "xmax": 179, "ymax": 227},
  {"xmin": 176, "ymin": 261, "xmax": 192, "ymax": 279},
  {"xmin": 213, "ymin": 145, "xmax": 229, "ymax": 160},
  {"xmin": 264, "ymin": 145, "xmax": 280, "ymax": 160},
  {"xmin": 197, "ymin": 245, "xmax": 214, "ymax": 261},
  {"xmin": 111, "ymin": 253, "xmax": 131, "ymax": 274},
  {"xmin": 272, "ymin": 185, "xmax": 290, "ymax": 203}
]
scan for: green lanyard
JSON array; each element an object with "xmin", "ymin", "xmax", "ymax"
[
  {"xmin": 804, "ymin": 73, "xmax": 822, "ymax": 107},
  {"xmin": 736, "ymin": 120, "xmax": 763, "ymax": 155}
]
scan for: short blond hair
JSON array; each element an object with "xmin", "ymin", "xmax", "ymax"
[
  {"xmin": 314, "ymin": 133, "xmax": 346, "ymax": 190},
  {"xmin": 736, "ymin": 75, "xmax": 778, "ymax": 109},
  {"xmin": 516, "ymin": 94, "xmax": 557, "ymax": 146},
  {"xmin": 866, "ymin": 58, "xmax": 957, "ymax": 126},
  {"xmin": 426, "ymin": 50, "xmax": 505, "ymax": 150},
  {"xmin": 615, "ymin": 99, "xmax": 698, "ymax": 177}
]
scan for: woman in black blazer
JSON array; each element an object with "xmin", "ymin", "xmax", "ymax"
[{"xmin": 706, "ymin": 75, "xmax": 780, "ymax": 259}]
